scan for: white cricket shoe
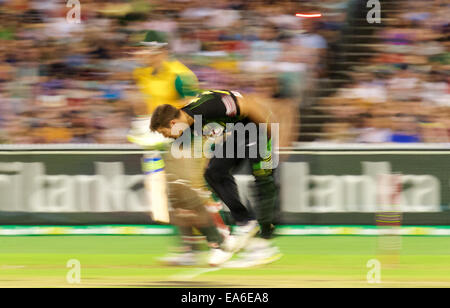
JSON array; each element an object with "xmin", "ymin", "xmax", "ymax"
[
  {"xmin": 227, "ymin": 220, "xmax": 260, "ymax": 253},
  {"xmin": 245, "ymin": 237, "xmax": 272, "ymax": 251},
  {"xmin": 221, "ymin": 242, "xmax": 282, "ymax": 268},
  {"xmin": 159, "ymin": 252, "xmax": 199, "ymax": 266},
  {"xmin": 220, "ymin": 234, "xmax": 238, "ymax": 252},
  {"xmin": 208, "ymin": 248, "xmax": 234, "ymax": 267}
]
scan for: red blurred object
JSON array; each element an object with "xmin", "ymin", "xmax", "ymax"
[{"xmin": 295, "ymin": 13, "xmax": 322, "ymax": 18}]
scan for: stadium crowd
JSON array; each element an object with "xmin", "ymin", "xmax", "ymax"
[
  {"xmin": 0, "ymin": 0, "xmax": 448, "ymax": 144},
  {"xmin": 319, "ymin": 0, "xmax": 449, "ymax": 143}
]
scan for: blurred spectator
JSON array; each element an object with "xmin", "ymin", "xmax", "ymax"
[
  {"xmin": 420, "ymin": 71, "xmax": 449, "ymax": 106},
  {"xmin": 355, "ymin": 112, "xmax": 392, "ymax": 143},
  {"xmin": 320, "ymin": 121, "xmax": 355, "ymax": 143},
  {"xmin": 2, "ymin": 0, "xmax": 335, "ymax": 144},
  {"xmin": 389, "ymin": 114, "xmax": 422, "ymax": 143},
  {"xmin": 317, "ymin": 0, "xmax": 449, "ymax": 144},
  {"xmin": 1, "ymin": 0, "xmax": 446, "ymax": 145},
  {"xmin": 387, "ymin": 66, "xmax": 421, "ymax": 102},
  {"xmin": 248, "ymin": 24, "xmax": 282, "ymax": 62}
]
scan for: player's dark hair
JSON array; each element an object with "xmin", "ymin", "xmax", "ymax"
[{"xmin": 150, "ymin": 104, "xmax": 181, "ymax": 131}]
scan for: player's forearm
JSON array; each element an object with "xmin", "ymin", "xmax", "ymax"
[
  {"xmin": 180, "ymin": 97, "xmax": 196, "ymax": 106},
  {"xmin": 249, "ymin": 109, "xmax": 272, "ymax": 139},
  {"xmin": 237, "ymin": 96, "xmax": 272, "ymax": 138}
]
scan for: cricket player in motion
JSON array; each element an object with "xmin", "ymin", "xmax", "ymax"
[
  {"xmin": 128, "ymin": 31, "xmax": 233, "ymax": 266},
  {"xmin": 150, "ymin": 90, "xmax": 282, "ymax": 266}
]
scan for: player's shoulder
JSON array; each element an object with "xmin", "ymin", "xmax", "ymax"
[
  {"xmin": 165, "ymin": 60, "xmax": 194, "ymax": 74},
  {"xmin": 182, "ymin": 90, "xmax": 217, "ymax": 108},
  {"xmin": 202, "ymin": 89, "xmax": 240, "ymax": 97},
  {"xmin": 133, "ymin": 66, "xmax": 153, "ymax": 77}
]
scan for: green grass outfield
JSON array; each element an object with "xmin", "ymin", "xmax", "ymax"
[{"xmin": 0, "ymin": 235, "xmax": 449, "ymax": 288}]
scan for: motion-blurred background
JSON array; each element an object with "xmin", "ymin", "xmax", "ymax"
[
  {"xmin": 0, "ymin": 0, "xmax": 448, "ymax": 220},
  {"xmin": 0, "ymin": 0, "xmax": 449, "ymax": 222},
  {"xmin": 0, "ymin": 0, "xmax": 448, "ymax": 144},
  {"xmin": 0, "ymin": 0, "xmax": 449, "ymax": 288}
]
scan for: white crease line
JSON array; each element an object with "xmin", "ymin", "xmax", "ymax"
[
  {"xmin": 170, "ymin": 267, "xmax": 221, "ymax": 281},
  {"xmin": 1, "ymin": 265, "xmax": 26, "ymax": 269}
]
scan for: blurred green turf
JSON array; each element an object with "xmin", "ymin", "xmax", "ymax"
[{"xmin": 0, "ymin": 235, "xmax": 449, "ymax": 287}]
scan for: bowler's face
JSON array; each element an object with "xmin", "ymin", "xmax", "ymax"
[
  {"xmin": 157, "ymin": 122, "xmax": 188, "ymax": 139},
  {"xmin": 157, "ymin": 127, "xmax": 177, "ymax": 139}
]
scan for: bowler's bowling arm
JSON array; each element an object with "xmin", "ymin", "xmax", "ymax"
[{"xmin": 236, "ymin": 94, "xmax": 273, "ymax": 139}]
